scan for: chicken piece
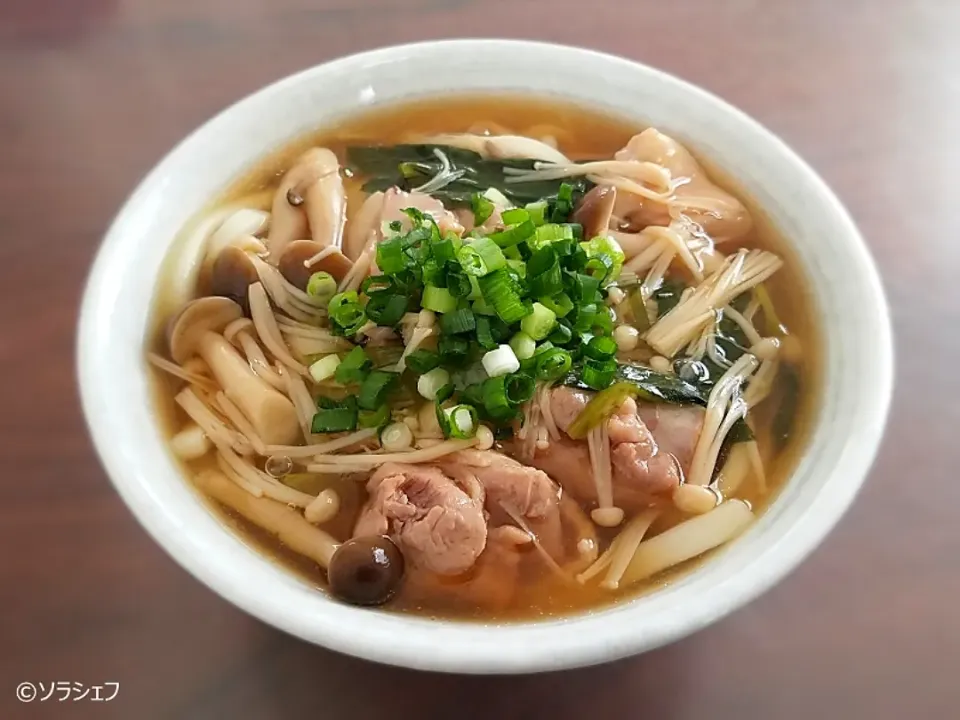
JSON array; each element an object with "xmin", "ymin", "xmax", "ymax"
[
  {"xmin": 354, "ymin": 463, "xmax": 487, "ymax": 576},
  {"xmin": 613, "ymin": 128, "xmax": 752, "ymax": 242},
  {"xmin": 380, "ymin": 187, "xmax": 464, "ymax": 236},
  {"xmin": 441, "ymin": 450, "xmax": 563, "ymax": 561},
  {"xmin": 521, "ymin": 387, "xmax": 706, "ymax": 509}
]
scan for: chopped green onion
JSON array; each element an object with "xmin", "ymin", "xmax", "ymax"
[
  {"xmin": 306, "ymin": 271, "xmax": 337, "ymax": 299},
  {"xmin": 418, "ymin": 367, "xmax": 451, "ymax": 400},
  {"xmin": 478, "ymin": 269, "xmax": 530, "ymax": 324},
  {"xmin": 482, "ymin": 376, "xmax": 515, "ymax": 420},
  {"xmin": 443, "ymin": 404, "xmax": 478, "ymax": 439},
  {"xmin": 458, "ymin": 236, "xmax": 506, "ymax": 277},
  {"xmin": 421, "ymin": 259, "xmax": 444, "ymax": 287},
  {"xmin": 531, "ymin": 223, "xmax": 575, "ymax": 249},
  {"xmin": 573, "ymin": 273, "xmax": 601, "ymax": 303},
  {"xmin": 334, "ymin": 345, "xmax": 371, "ymax": 384},
  {"xmin": 550, "ymin": 182, "xmax": 576, "ymax": 222},
  {"xmin": 432, "ymin": 236, "xmax": 457, "ymax": 265},
  {"xmin": 406, "ymin": 349, "xmax": 441, "ymax": 374},
  {"xmin": 581, "ymin": 235, "xmax": 625, "ymax": 284},
  {"xmin": 358, "ymin": 404, "xmax": 391, "ymax": 428},
  {"xmin": 422, "ymin": 284, "xmax": 457, "ymax": 313},
  {"xmin": 440, "ymin": 307, "xmax": 476, "ymax": 334},
  {"xmin": 358, "ymin": 370, "xmax": 397, "ymax": 410},
  {"xmin": 508, "ymin": 331, "xmax": 536, "ymax": 361},
  {"xmin": 527, "ymin": 246, "xmax": 562, "ymax": 297},
  {"xmin": 481, "ymin": 344, "xmax": 521, "ymax": 377},
  {"xmin": 475, "ymin": 316, "xmax": 498, "ymax": 350},
  {"xmin": 376, "ymin": 236, "xmax": 407, "ymax": 275},
  {"xmin": 535, "ymin": 348, "xmax": 572, "ymax": 381},
  {"xmin": 471, "ymin": 192, "xmax": 496, "ymax": 226},
  {"xmin": 581, "ymin": 358, "xmax": 618, "ymax": 390},
  {"xmin": 488, "ymin": 220, "xmax": 535, "ymax": 249},
  {"xmin": 548, "ymin": 322, "xmax": 574, "ymax": 346},
  {"xmin": 539, "ymin": 292, "xmax": 574, "ymax": 318},
  {"xmin": 472, "ymin": 297, "xmax": 496, "ymax": 316},
  {"xmin": 311, "ymin": 405, "xmax": 358, "ymax": 433},
  {"xmin": 308, "ymin": 354, "xmax": 341, "ymax": 383},
  {"xmin": 328, "ymin": 291, "xmax": 367, "ymax": 335},
  {"xmin": 447, "ymin": 269, "xmax": 472, "ymax": 298},
  {"xmin": 438, "ymin": 335, "xmax": 470, "ymax": 364},
  {"xmin": 500, "ymin": 207, "xmax": 530, "ymax": 226},
  {"xmin": 520, "ymin": 301, "xmax": 557, "ymax": 341},
  {"xmin": 584, "ymin": 334, "xmax": 618, "ymax": 361},
  {"xmin": 505, "ymin": 372, "xmax": 535, "ymax": 404},
  {"xmin": 365, "ymin": 292, "xmax": 408, "ymax": 327},
  {"xmin": 572, "ymin": 303, "xmax": 599, "ymax": 333},
  {"xmin": 525, "ymin": 200, "xmax": 548, "ymax": 226},
  {"xmin": 506, "ymin": 258, "xmax": 527, "ymax": 278}
]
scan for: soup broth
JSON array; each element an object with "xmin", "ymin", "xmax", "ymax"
[{"xmin": 149, "ymin": 95, "xmax": 819, "ymax": 621}]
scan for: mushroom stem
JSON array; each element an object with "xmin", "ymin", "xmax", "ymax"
[{"xmin": 196, "ymin": 331, "xmax": 301, "ymax": 446}]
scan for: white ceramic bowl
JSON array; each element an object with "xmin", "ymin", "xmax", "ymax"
[{"xmin": 78, "ymin": 40, "xmax": 893, "ymax": 673}]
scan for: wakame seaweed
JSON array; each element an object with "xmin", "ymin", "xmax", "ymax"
[
  {"xmin": 772, "ymin": 363, "xmax": 800, "ymax": 450},
  {"xmin": 346, "ymin": 144, "xmax": 592, "ymax": 208},
  {"xmin": 561, "ymin": 362, "xmax": 708, "ymax": 406}
]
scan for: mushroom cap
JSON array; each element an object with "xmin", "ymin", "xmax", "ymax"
[
  {"xmin": 210, "ymin": 246, "xmax": 259, "ymax": 313},
  {"xmin": 168, "ymin": 296, "xmax": 243, "ymax": 364},
  {"xmin": 278, "ymin": 239, "xmax": 354, "ymax": 289},
  {"xmin": 572, "ymin": 184, "xmax": 618, "ymax": 239}
]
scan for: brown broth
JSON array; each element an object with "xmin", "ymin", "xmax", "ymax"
[{"xmin": 148, "ymin": 94, "xmax": 821, "ymax": 622}]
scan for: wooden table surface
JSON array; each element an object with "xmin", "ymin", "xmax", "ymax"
[{"xmin": 2, "ymin": 1, "xmax": 957, "ymax": 717}]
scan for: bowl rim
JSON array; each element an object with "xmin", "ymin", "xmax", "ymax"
[{"xmin": 77, "ymin": 38, "xmax": 893, "ymax": 673}]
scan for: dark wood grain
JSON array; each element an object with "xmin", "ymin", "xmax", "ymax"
[{"xmin": 1, "ymin": 0, "xmax": 957, "ymax": 717}]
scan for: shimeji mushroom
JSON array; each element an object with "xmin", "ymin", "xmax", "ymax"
[
  {"xmin": 267, "ymin": 148, "xmax": 345, "ymax": 261},
  {"xmin": 278, "ymin": 239, "xmax": 353, "ymax": 289},
  {"xmin": 168, "ymin": 297, "xmax": 300, "ymax": 445},
  {"xmin": 572, "ymin": 184, "xmax": 617, "ymax": 239},
  {"xmin": 209, "ymin": 246, "xmax": 258, "ymax": 312}
]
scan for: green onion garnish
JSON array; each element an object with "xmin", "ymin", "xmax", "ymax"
[
  {"xmin": 520, "ymin": 301, "xmax": 557, "ymax": 341},
  {"xmin": 500, "ymin": 207, "xmax": 530, "ymax": 226},
  {"xmin": 535, "ymin": 347, "xmax": 572, "ymax": 381},
  {"xmin": 311, "ymin": 405, "xmax": 358, "ymax": 433},
  {"xmin": 508, "ymin": 331, "xmax": 536, "ymax": 361},
  {"xmin": 358, "ymin": 404, "xmax": 391, "ymax": 428},
  {"xmin": 488, "ymin": 219, "xmax": 535, "ymax": 249},
  {"xmin": 478, "ymin": 269, "xmax": 530, "ymax": 324},
  {"xmin": 376, "ymin": 236, "xmax": 407, "ymax": 275},
  {"xmin": 505, "ymin": 372, "xmax": 536, "ymax": 405},
  {"xmin": 422, "ymin": 284, "xmax": 458, "ymax": 313},
  {"xmin": 581, "ymin": 358, "xmax": 618, "ymax": 390},
  {"xmin": 365, "ymin": 292, "xmax": 408, "ymax": 327},
  {"xmin": 471, "ymin": 192, "xmax": 495, "ymax": 225},
  {"xmin": 406, "ymin": 349, "xmax": 441, "ymax": 374},
  {"xmin": 475, "ymin": 316, "xmax": 498, "ymax": 351},
  {"xmin": 481, "ymin": 376, "xmax": 515, "ymax": 420},
  {"xmin": 525, "ymin": 200, "xmax": 548, "ymax": 226},
  {"xmin": 328, "ymin": 291, "xmax": 367, "ymax": 336},
  {"xmin": 334, "ymin": 345, "xmax": 371, "ymax": 384},
  {"xmin": 584, "ymin": 334, "xmax": 618, "ymax": 361},
  {"xmin": 306, "ymin": 271, "xmax": 337, "ymax": 299},
  {"xmin": 358, "ymin": 370, "xmax": 397, "ymax": 410},
  {"xmin": 442, "ymin": 404, "xmax": 478, "ymax": 439},
  {"xmin": 440, "ymin": 307, "xmax": 477, "ymax": 335},
  {"xmin": 458, "ymin": 236, "xmax": 506, "ymax": 277}
]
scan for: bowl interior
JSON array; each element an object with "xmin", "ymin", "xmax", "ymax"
[{"xmin": 78, "ymin": 40, "xmax": 892, "ymax": 673}]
